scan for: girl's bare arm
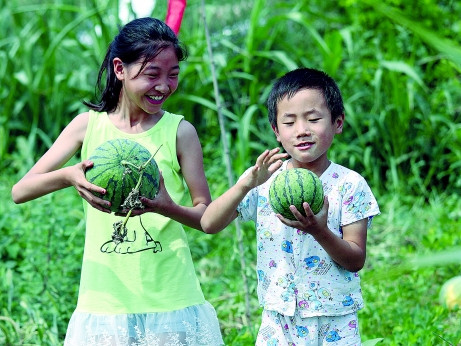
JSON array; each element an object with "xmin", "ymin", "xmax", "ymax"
[{"xmin": 11, "ymin": 112, "xmax": 109, "ymax": 212}]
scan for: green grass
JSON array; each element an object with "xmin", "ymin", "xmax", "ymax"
[{"xmin": 2, "ymin": 171, "xmax": 460, "ymax": 345}]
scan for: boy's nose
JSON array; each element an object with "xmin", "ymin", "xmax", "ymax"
[{"xmin": 296, "ymin": 122, "xmax": 311, "ymax": 137}]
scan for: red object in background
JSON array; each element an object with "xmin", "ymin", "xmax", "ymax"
[{"xmin": 165, "ymin": 0, "xmax": 186, "ymax": 35}]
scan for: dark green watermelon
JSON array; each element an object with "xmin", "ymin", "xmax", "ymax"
[
  {"xmin": 85, "ymin": 138, "xmax": 160, "ymax": 213},
  {"xmin": 269, "ymin": 168, "xmax": 324, "ymax": 220}
]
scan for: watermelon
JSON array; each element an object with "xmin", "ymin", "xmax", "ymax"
[
  {"xmin": 269, "ymin": 168, "xmax": 324, "ymax": 220},
  {"xmin": 85, "ymin": 138, "xmax": 160, "ymax": 213},
  {"xmin": 439, "ymin": 276, "xmax": 461, "ymax": 310}
]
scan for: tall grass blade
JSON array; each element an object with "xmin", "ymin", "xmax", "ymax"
[
  {"xmin": 368, "ymin": 1, "xmax": 461, "ymax": 69},
  {"xmin": 380, "ymin": 60, "xmax": 427, "ymax": 91},
  {"xmin": 200, "ymin": 0, "xmax": 252, "ymax": 325}
]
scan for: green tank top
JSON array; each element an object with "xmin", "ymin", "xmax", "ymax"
[{"xmin": 77, "ymin": 110, "xmax": 205, "ymax": 313}]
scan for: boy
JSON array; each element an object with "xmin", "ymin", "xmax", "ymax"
[{"xmin": 201, "ymin": 68, "xmax": 380, "ymax": 344}]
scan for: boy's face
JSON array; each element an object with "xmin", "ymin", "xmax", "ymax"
[{"xmin": 272, "ymin": 88, "xmax": 344, "ymax": 172}]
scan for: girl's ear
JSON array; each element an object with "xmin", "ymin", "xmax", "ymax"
[{"xmin": 113, "ymin": 58, "xmax": 124, "ymax": 81}]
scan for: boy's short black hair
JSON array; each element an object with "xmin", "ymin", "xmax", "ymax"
[{"xmin": 266, "ymin": 68, "xmax": 344, "ymax": 128}]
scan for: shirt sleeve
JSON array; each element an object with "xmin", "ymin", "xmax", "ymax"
[{"xmin": 340, "ymin": 174, "xmax": 380, "ymax": 227}]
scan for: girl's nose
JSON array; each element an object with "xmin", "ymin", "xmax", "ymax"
[{"xmin": 155, "ymin": 82, "xmax": 170, "ymax": 94}]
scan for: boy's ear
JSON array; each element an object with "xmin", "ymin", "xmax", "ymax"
[
  {"xmin": 271, "ymin": 124, "xmax": 281, "ymax": 142},
  {"xmin": 113, "ymin": 58, "xmax": 124, "ymax": 81},
  {"xmin": 335, "ymin": 113, "xmax": 345, "ymax": 134}
]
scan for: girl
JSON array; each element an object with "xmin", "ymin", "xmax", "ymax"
[{"xmin": 12, "ymin": 17, "xmax": 223, "ymax": 345}]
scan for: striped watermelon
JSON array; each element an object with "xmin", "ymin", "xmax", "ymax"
[
  {"xmin": 85, "ymin": 138, "xmax": 160, "ymax": 213},
  {"xmin": 269, "ymin": 168, "xmax": 324, "ymax": 220}
]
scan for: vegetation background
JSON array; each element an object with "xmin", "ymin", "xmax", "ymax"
[{"xmin": 1, "ymin": 0, "xmax": 460, "ymax": 344}]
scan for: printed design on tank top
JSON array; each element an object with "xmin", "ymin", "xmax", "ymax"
[{"xmin": 101, "ymin": 216, "xmax": 162, "ymax": 254}]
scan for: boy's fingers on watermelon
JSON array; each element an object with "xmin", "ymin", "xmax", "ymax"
[
  {"xmin": 302, "ymin": 201, "xmax": 314, "ymax": 213},
  {"xmin": 291, "ymin": 203, "xmax": 314, "ymax": 220}
]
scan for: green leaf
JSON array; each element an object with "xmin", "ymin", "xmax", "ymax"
[
  {"xmin": 380, "ymin": 60, "xmax": 426, "ymax": 90},
  {"xmin": 362, "ymin": 338, "xmax": 384, "ymax": 346}
]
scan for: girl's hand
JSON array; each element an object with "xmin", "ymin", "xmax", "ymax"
[
  {"xmin": 120, "ymin": 172, "xmax": 174, "ymax": 217},
  {"xmin": 243, "ymin": 148, "xmax": 288, "ymax": 189},
  {"xmin": 276, "ymin": 195, "xmax": 329, "ymax": 237},
  {"xmin": 72, "ymin": 160, "xmax": 112, "ymax": 213}
]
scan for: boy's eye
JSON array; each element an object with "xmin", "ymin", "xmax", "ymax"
[
  {"xmin": 282, "ymin": 122, "xmax": 294, "ymax": 125},
  {"xmin": 309, "ymin": 118, "xmax": 321, "ymax": 122}
]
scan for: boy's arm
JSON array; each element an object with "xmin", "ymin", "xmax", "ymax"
[
  {"xmin": 314, "ymin": 217, "xmax": 368, "ymax": 272},
  {"xmin": 201, "ymin": 148, "xmax": 288, "ymax": 234},
  {"xmin": 200, "ymin": 179, "xmax": 248, "ymax": 234}
]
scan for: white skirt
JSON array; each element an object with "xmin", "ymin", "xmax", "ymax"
[{"xmin": 64, "ymin": 301, "xmax": 224, "ymax": 346}]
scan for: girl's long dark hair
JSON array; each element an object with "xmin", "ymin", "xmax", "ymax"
[{"xmin": 84, "ymin": 17, "xmax": 187, "ymax": 112}]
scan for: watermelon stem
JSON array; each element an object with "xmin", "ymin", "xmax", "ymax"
[
  {"xmin": 113, "ymin": 144, "xmax": 163, "ymax": 243},
  {"xmin": 118, "ymin": 144, "xmax": 162, "ymax": 172},
  {"xmin": 120, "ymin": 161, "xmax": 141, "ymax": 170},
  {"xmin": 140, "ymin": 144, "xmax": 163, "ymax": 171}
]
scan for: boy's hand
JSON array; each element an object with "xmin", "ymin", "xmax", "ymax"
[
  {"xmin": 243, "ymin": 148, "xmax": 288, "ymax": 189},
  {"xmin": 276, "ymin": 196, "xmax": 329, "ymax": 237}
]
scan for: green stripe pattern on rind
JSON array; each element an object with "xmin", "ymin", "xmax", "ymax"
[
  {"xmin": 269, "ymin": 168, "xmax": 324, "ymax": 220},
  {"xmin": 85, "ymin": 138, "xmax": 160, "ymax": 213}
]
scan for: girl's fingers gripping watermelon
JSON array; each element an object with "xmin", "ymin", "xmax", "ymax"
[
  {"xmin": 67, "ymin": 160, "xmax": 111, "ymax": 213},
  {"xmin": 117, "ymin": 171, "xmax": 171, "ymax": 217},
  {"xmin": 81, "ymin": 160, "xmax": 107, "ymax": 196}
]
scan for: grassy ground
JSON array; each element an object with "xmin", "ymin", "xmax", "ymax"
[
  {"xmin": 1, "ymin": 165, "xmax": 460, "ymax": 345},
  {"xmin": 2, "ymin": 173, "xmax": 461, "ymax": 345},
  {"xmin": 5, "ymin": 174, "xmax": 460, "ymax": 344}
]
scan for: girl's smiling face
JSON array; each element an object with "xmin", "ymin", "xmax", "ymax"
[
  {"xmin": 115, "ymin": 46, "xmax": 180, "ymax": 116},
  {"xmin": 273, "ymin": 88, "xmax": 344, "ymax": 174}
]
